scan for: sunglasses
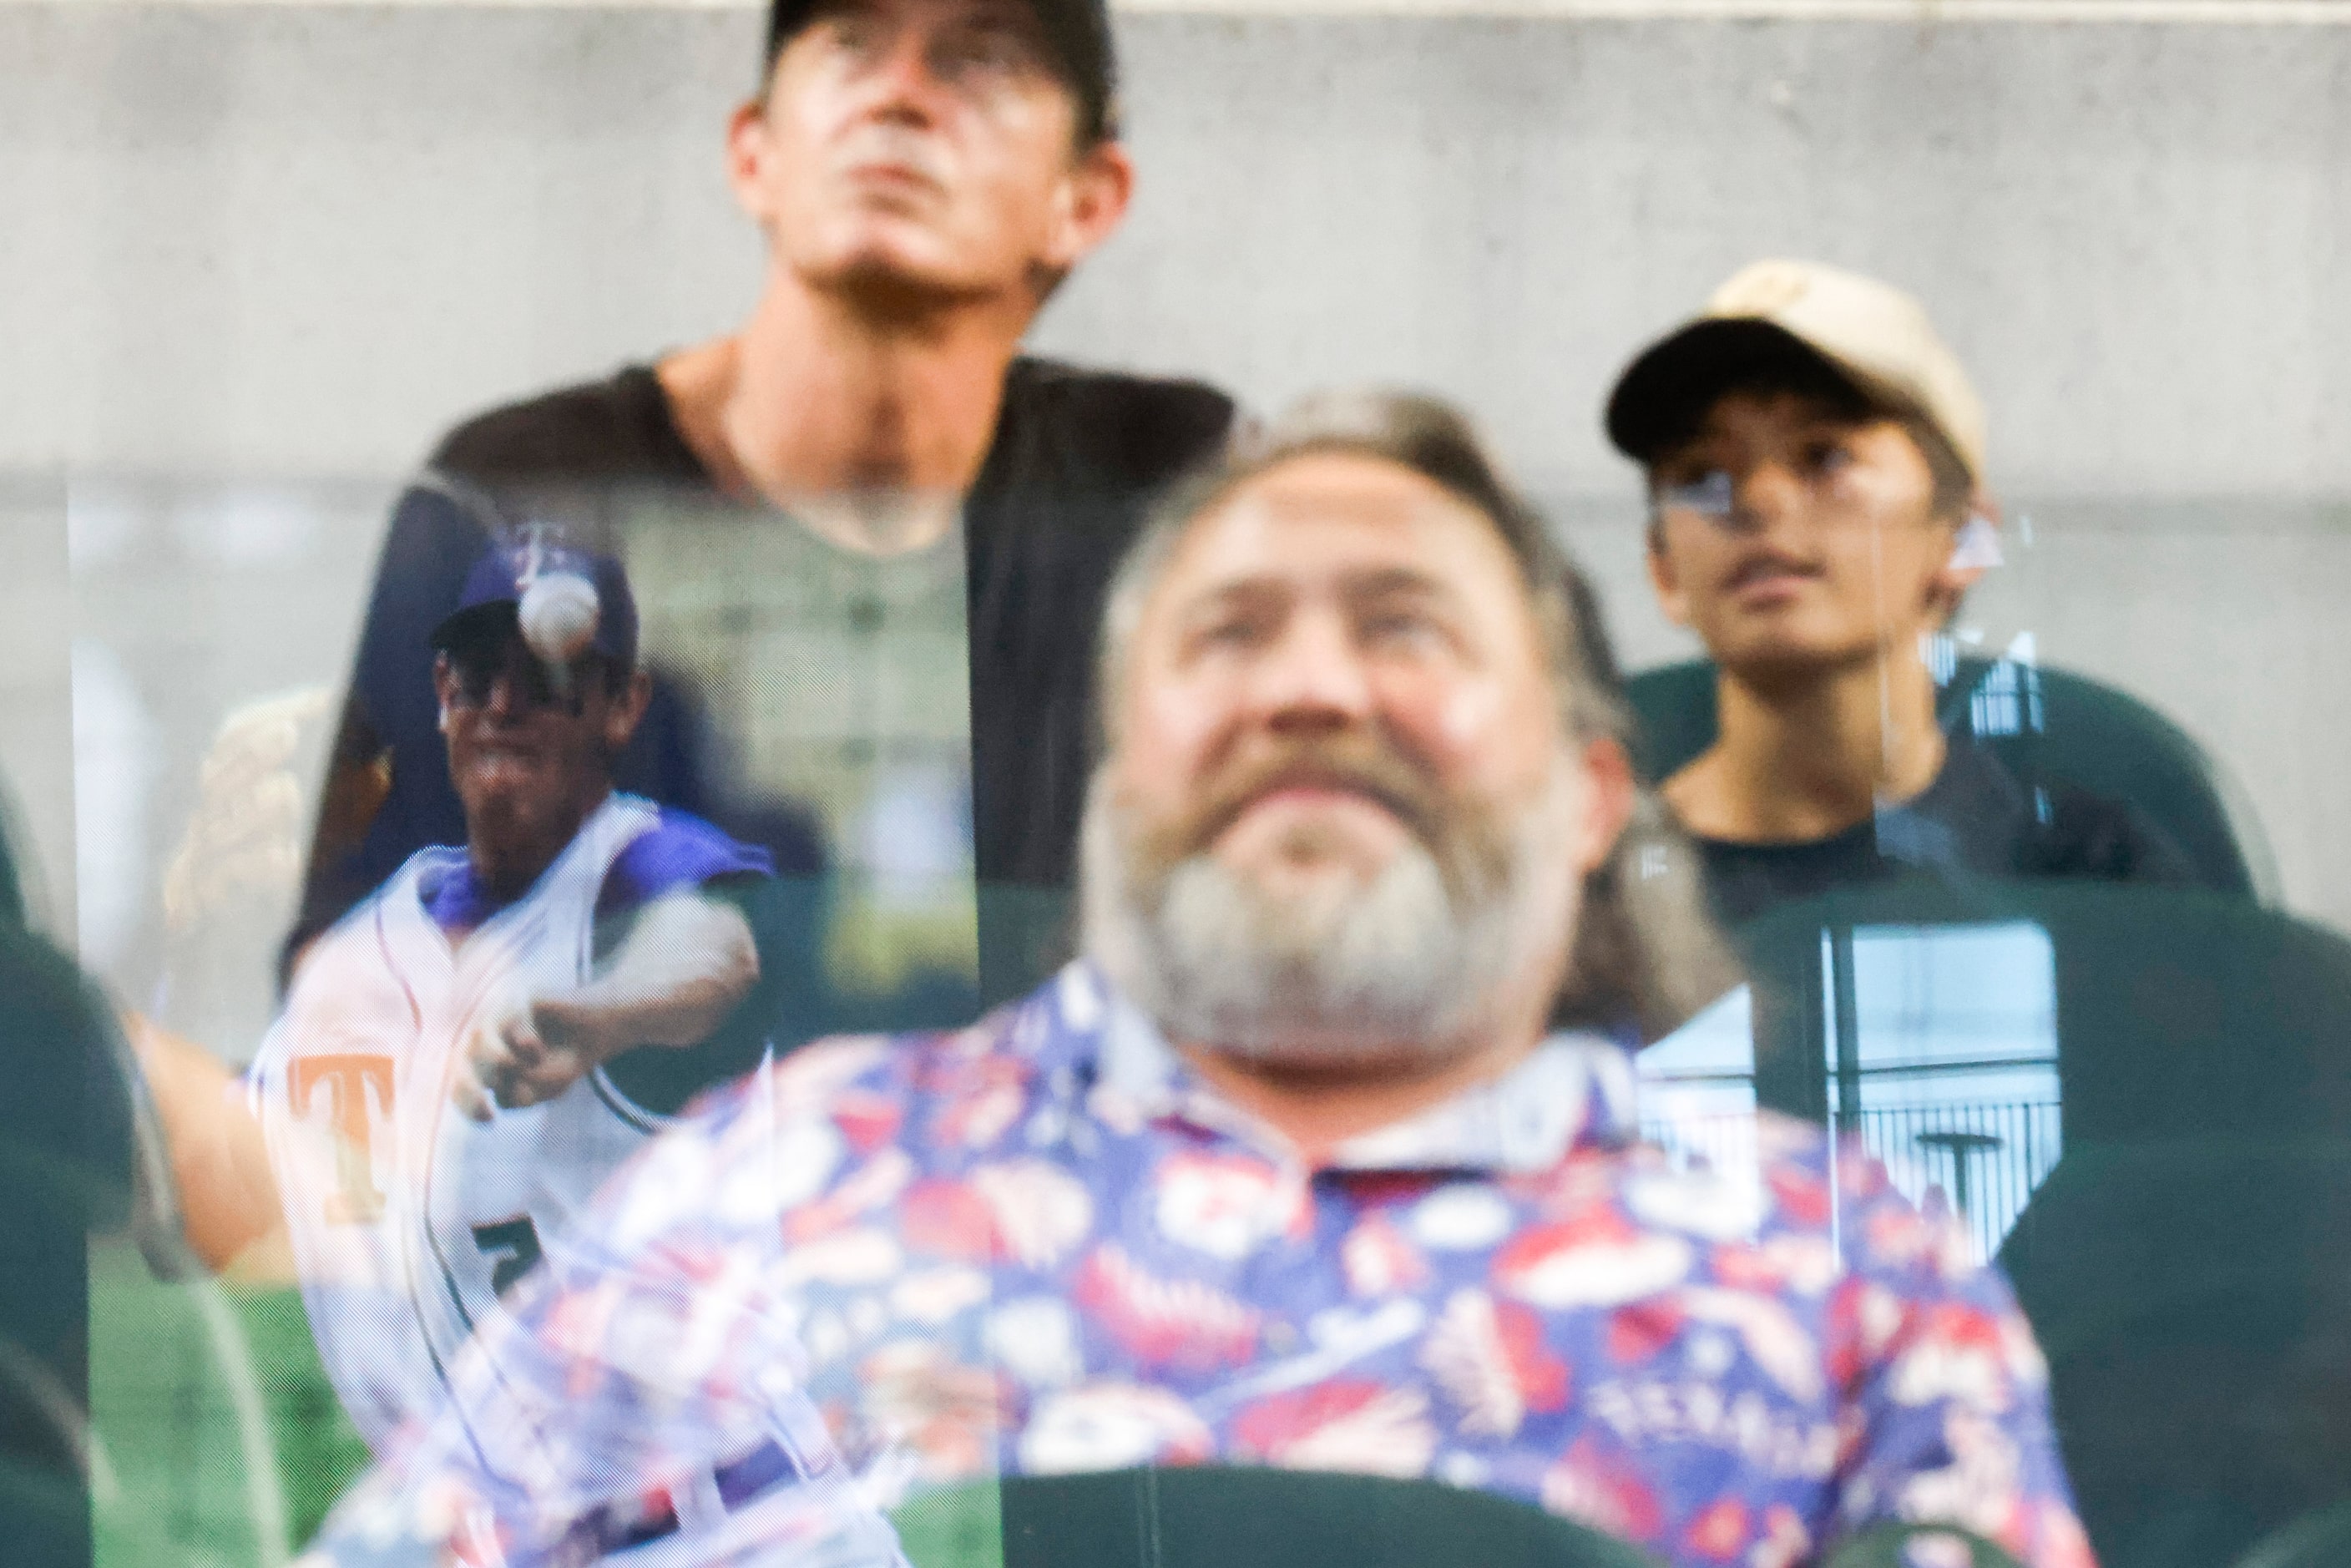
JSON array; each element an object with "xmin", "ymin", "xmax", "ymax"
[{"xmin": 444, "ymin": 645, "xmax": 612, "ymax": 716}]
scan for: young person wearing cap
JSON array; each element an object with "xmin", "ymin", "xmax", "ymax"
[
  {"xmin": 250, "ymin": 536, "xmax": 787, "ymax": 1454},
  {"xmin": 1606, "ymin": 260, "xmax": 2183, "ymax": 927},
  {"xmin": 296, "ymin": 0, "xmax": 1235, "ymax": 1004}
]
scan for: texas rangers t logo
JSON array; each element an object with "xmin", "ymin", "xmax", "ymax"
[{"xmin": 288, "ymin": 1053, "xmax": 394, "ymax": 1224}]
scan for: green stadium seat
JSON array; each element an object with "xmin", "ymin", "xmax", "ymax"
[
  {"xmin": 1622, "ymin": 657, "xmax": 2277, "ymax": 903},
  {"xmin": 902, "ymin": 1467, "xmax": 2029, "ymax": 1568},
  {"xmin": 1731, "ymin": 880, "xmax": 2351, "ymax": 1568},
  {"xmin": 1822, "ymin": 1523, "xmax": 2025, "ymax": 1568},
  {"xmin": 0, "ymin": 886, "xmax": 134, "ymax": 1566},
  {"xmin": 986, "ymin": 1467, "xmax": 1664, "ymax": 1568},
  {"xmin": 0, "ymin": 812, "xmax": 356, "ymax": 1562},
  {"xmin": 2232, "ymin": 1499, "xmax": 2351, "ymax": 1568}
]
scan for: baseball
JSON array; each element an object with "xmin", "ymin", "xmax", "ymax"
[{"xmin": 518, "ymin": 573, "xmax": 601, "ymax": 664}]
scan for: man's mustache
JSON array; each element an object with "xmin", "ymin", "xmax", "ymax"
[{"xmin": 1150, "ymin": 737, "xmax": 1448, "ymax": 867}]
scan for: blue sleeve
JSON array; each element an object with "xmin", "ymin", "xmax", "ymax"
[
  {"xmin": 595, "ymin": 811, "xmax": 776, "ymax": 921},
  {"xmin": 594, "ymin": 812, "xmax": 811, "ymax": 1115}
]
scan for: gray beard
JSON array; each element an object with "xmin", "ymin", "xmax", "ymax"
[{"xmin": 1079, "ymin": 769, "xmax": 1581, "ymax": 1074}]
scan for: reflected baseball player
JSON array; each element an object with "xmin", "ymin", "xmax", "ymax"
[
  {"xmin": 253, "ymin": 534, "xmax": 781, "ymax": 1453},
  {"xmin": 292, "ymin": 0, "xmax": 1236, "ymax": 1015}
]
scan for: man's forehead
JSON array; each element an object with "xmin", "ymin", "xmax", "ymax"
[{"xmin": 1167, "ymin": 455, "xmax": 1507, "ymax": 586}]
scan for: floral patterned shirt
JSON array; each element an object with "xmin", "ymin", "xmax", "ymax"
[{"xmin": 306, "ymin": 963, "xmax": 2094, "ymax": 1568}]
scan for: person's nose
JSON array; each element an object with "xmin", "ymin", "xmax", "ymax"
[
  {"xmin": 1727, "ymin": 459, "xmax": 1806, "ymax": 534},
  {"xmin": 1250, "ymin": 608, "xmax": 1376, "ymax": 737},
  {"xmin": 852, "ymin": 23, "xmax": 946, "ymax": 126}
]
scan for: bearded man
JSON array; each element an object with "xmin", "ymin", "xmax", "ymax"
[{"xmin": 301, "ymin": 393, "xmax": 2091, "ymax": 1568}]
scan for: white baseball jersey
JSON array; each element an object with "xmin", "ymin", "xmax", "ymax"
[{"xmin": 255, "ymin": 792, "xmax": 735, "ymax": 1454}]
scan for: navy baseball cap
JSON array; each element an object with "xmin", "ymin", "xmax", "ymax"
[{"xmin": 430, "ymin": 534, "xmax": 640, "ymax": 670}]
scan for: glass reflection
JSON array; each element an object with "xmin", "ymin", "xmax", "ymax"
[
  {"xmin": 271, "ymin": 395, "xmax": 2083, "ymax": 1568},
  {"xmin": 6, "ymin": 3, "xmax": 2347, "ymax": 1567}
]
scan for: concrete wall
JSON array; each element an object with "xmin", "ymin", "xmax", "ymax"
[{"xmin": 6, "ymin": 4, "xmax": 2348, "ymax": 980}]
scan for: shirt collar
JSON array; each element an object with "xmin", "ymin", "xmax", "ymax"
[{"xmin": 1070, "ymin": 962, "xmax": 1641, "ymax": 1176}]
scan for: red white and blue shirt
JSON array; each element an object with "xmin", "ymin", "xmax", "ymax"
[{"xmin": 306, "ymin": 963, "xmax": 2094, "ymax": 1568}]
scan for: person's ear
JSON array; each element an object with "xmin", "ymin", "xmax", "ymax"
[
  {"xmin": 1039, "ymin": 139, "xmax": 1134, "ymax": 273},
  {"xmin": 604, "ymin": 670, "xmax": 654, "ymax": 754},
  {"xmin": 1928, "ymin": 489, "xmax": 2002, "ymax": 621},
  {"xmin": 1645, "ymin": 515, "xmax": 1695, "ymax": 630},
  {"xmin": 726, "ymin": 97, "xmax": 781, "ymax": 227},
  {"xmin": 1575, "ymin": 736, "xmax": 1638, "ymax": 877}
]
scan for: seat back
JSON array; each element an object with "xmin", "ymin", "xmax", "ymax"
[
  {"xmin": 1623, "ymin": 657, "xmax": 2276, "ymax": 901},
  {"xmin": 1729, "ymin": 880, "xmax": 2351, "ymax": 1568},
  {"xmin": 0, "ymin": 908, "xmax": 136, "ymax": 1568},
  {"xmin": 986, "ymin": 1467, "xmax": 1662, "ymax": 1568},
  {"xmin": 908, "ymin": 1467, "xmax": 2028, "ymax": 1568},
  {"xmin": 2233, "ymin": 1500, "xmax": 2351, "ymax": 1568}
]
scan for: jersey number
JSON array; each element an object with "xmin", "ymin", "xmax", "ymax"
[{"xmin": 470, "ymin": 1217, "xmax": 545, "ymax": 1298}]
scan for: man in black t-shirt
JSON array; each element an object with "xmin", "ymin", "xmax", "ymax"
[
  {"xmin": 298, "ymin": 0, "xmax": 1235, "ymax": 1006},
  {"xmin": 1603, "ymin": 260, "xmax": 2183, "ymax": 927}
]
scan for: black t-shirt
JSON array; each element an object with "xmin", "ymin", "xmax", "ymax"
[
  {"xmin": 296, "ymin": 357, "xmax": 1235, "ymax": 1004},
  {"xmin": 1690, "ymin": 741, "xmax": 2193, "ymax": 928}
]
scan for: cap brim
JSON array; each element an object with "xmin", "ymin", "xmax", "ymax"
[
  {"xmin": 428, "ymin": 599, "xmax": 520, "ymax": 655},
  {"xmin": 1604, "ymin": 316, "xmax": 1866, "ymax": 466}
]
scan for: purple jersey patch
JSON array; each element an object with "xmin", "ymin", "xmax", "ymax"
[{"xmin": 422, "ymin": 805, "xmax": 771, "ymax": 933}]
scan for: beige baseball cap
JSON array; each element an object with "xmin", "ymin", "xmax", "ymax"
[{"xmin": 1605, "ymin": 259, "xmax": 1987, "ymax": 483}]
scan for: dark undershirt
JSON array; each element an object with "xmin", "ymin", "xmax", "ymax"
[{"xmin": 1690, "ymin": 741, "xmax": 2193, "ymax": 928}]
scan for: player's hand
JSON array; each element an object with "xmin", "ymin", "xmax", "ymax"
[{"xmin": 453, "ymin": 996, "xmax": 607, "ymax": 1120}]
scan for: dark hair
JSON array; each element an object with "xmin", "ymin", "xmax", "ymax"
[
  {"xmin": 1098, "ymin": 390, "xmax": 1744, "ymax": 1042},
  {"xmin": 763, "ymin": 0, "xmax": 1118, "ymax": 144},
  {"xmin": 1897, "ymin": 413, "xmax": 1974, "ymax": 524}
]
